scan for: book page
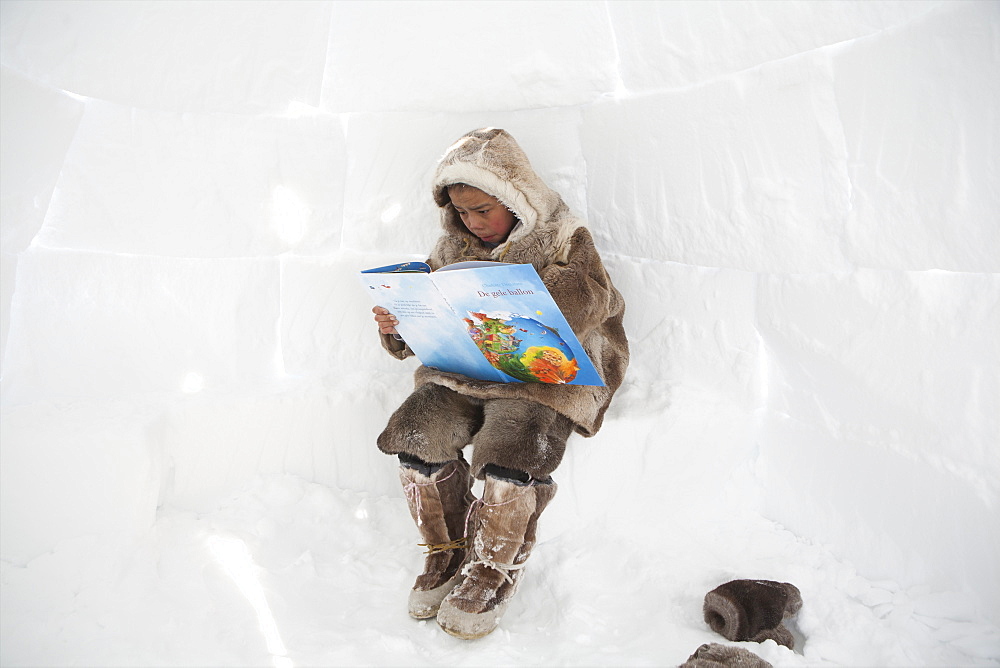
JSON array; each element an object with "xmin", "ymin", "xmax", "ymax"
[
  {"xmin": 360, "ymin": 271, "xmax": 506, "ymax": 381},
  {"xmin": 429, "ymin": 263, "xmax": 605, "ymax": 386}
]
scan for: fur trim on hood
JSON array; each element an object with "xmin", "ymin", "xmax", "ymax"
[{"xmin": 382, "ymin": 128, "xmax": 629, "ymax": 437}]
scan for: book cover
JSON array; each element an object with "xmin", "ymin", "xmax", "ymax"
[{"xmin": 361, "ymin": 261, "xmax": 605, "ymax": 386}]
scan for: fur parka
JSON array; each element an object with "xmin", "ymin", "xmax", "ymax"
[{"xmin": 381, "ymin": 128, "xmax": 629, "ymax": 436}]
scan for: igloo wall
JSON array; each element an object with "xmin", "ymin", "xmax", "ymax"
[{"xmin": 1, "ymin": 0, "xmax": 998, "ymax": 655}]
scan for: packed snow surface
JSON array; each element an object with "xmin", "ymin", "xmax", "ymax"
[{"xmin": 1, "ymin": 1, "xmax": 998, "ymax": 666}]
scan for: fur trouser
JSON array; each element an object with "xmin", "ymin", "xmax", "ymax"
[
  {"xmin": 377, "ymin": 383, "xmax": 574, "ymax": 479},
  {"xmin": 399, "ymin": 457, "xmax": 476, "ymax": 618},
  {"xmin": 435, "ymin": 472, "xmax": 557, "ymax": 639}
]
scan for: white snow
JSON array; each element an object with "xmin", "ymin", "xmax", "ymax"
[{"xmin": 1, "ymin": 1, "xmax": 998, "ymax": 666}]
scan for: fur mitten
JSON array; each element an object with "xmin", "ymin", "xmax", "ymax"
[
  {"xmin": 703, "ymin": 580, "xmax": 802, "ymax": 649},
  {"xmin": 679, "ymin": 643, "xmax": 772, "ymax": 668}
]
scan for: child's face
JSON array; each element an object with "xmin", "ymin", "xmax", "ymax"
[{"xmin": 448, "ymin": 185, "xmax": 517, "ymax": 245}]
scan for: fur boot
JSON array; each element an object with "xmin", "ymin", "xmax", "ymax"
[
  {"xmin": 680, "ymin": 643, "xmax": 772, "ymax": 668},
  {"xmin": 436, "ymin": 471, "xmax": 557, "ymax": 639},
  {"xmin": 399, "ymin": 457, "xmax": 475, "ymax": 619}
]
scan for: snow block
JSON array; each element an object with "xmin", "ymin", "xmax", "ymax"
[
  {"xmin": 608, "ymin": 0, "xmax": 938, "ymax": 92},
  {"xmin": 582, "ymin": 55, "xmax": 852, "ymax": 272},
  {"xmin": 757, "ymin": 269, "xmax": 1000, "ymax": 618},
  {"xmin": 35, "ymin": 100, "xmax": 346, "ymax": 258},
  {"xmin": 153, "ymin": 389, "xmax": 398, "ymax": 512},
  {"xmin": 0, "ymin": 402, "xmax": 160, "ymax": 564},
  {"xmin": 606, "ymin": 256, "xmax": 759, "ymax": 415},
  {"xmin": 2, "ymin": 248, "xmax": 280, "ymax": 404},
  {"xmin": 758, "ymin": 269, "xmax": 999, "ymax": 484},
  {"xmin": 0, "ymin": 0, "xmax": 331, "ymax": 114},
  {"xmin": 0, "ymin": 258, "xmax": 16, "ymax": 379},
  {"xmin": 321, "ymin": 1, "xmax": 617, "ymax": 113},
  {"xmin": 0, "ymin": 67, "xmax": 84, "ymax": 374},
  {"xmin": 279, "ymin": 252, "xmax": 410, "ymax": 386},
  {"xmin": 760, "ymin": 412, "xmax": 1000, "ymax": 623},
  {"xmin": 832, "ymin": 2, "xmax": 1000, "ymax": 271},
  {"xmin": 0, "ymin": 66, "xmax": 84, "ymax": 253}
]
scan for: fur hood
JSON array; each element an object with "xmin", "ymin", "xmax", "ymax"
[
  {"xmin": 383, "ymin": 128, "xmax": 629, "ymax": 436},
  {"xmin": 430, "ymin": 128, "xmax": 582, "ymax": 269}
]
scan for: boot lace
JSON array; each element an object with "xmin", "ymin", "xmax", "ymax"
[
  {"xmin": 462, "ymin": 557, "xmax": 525, "ymax": 585},
  {"xmin": 418, "ymin": 537, "xmax": 468, "ymax": 554}
]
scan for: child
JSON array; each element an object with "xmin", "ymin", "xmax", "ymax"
[{"xmin": 372, "ymin": 128, "xmax": 629, "ymax": 639}]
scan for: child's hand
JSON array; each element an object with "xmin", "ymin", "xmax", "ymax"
[{"xmin": 372, "ymin": 306, "xmax": 399, "ymax": 336}]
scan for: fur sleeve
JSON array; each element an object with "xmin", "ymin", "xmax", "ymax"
[
  {"xmin": 539, "ymin": 227, "xmax": 621, "ymax": 341},
  {"xmin": 379, "ymin": 332, "xmax": 414, "ymax": 360}
]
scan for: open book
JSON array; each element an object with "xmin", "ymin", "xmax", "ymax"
[{"xmin": 360, "ymin": 261, "xmax": 604, "ymax": 386}]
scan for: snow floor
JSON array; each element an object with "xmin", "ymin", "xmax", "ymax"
[{"xmin": 2, "ymin": 389, "xmax": 997, "ymax": 667}]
